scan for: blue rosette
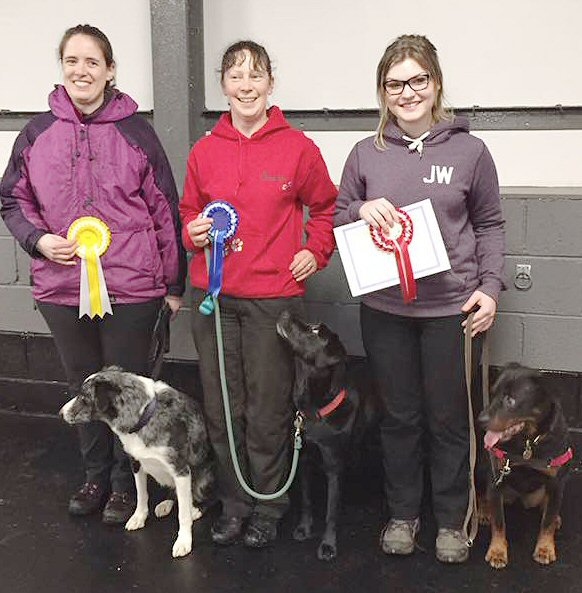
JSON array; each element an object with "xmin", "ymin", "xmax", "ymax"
[{"xmin": 199, "ymin": 201, "xmax": 239, "ymax": 315}]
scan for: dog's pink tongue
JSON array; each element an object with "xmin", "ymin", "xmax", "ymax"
[{"xmin": 484, "ymin": 430, "xmax": 502, "ymax": 450}]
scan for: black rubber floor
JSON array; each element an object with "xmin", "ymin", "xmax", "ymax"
[{"xmin": 1, "ymin": 411, "xmax": 581, "ymax": 593}]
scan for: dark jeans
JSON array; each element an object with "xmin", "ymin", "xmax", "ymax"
[
  {"xmin": 38, "ymin": 299, "xmax": 162, "ymax": 492},
  {"xmin": 191, "ymin": 288, "xmax": 303, "ymax": 520},
  {"xmin": 361, "ymin": 304, "xmax": 482, "ymax": 529}
]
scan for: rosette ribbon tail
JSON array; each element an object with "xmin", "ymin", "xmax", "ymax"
[
  {"xmin": 208, "ymin": 229, "xmax": 226, "ymax": 299},
  {"xmin": 79, "ymin": 248, "xmax": 113, "ymax": 319},
  {"xmin": 393, "ymin": 238, "xmax": 417, "ymax": 304}
]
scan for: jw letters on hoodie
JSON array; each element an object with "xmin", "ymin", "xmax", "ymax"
[{"xmin": 423, "ymin": 164, "xmax": 454, "ymax": 185}]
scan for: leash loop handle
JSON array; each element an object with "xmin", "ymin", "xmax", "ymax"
[{"xmin": 461, "ymin": 312, "xmax": 489, "ymax": 547}]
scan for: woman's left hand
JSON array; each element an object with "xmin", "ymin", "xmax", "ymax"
[
  {"xmin": 290, "ymin": 249, "xmax": 318, "ymax": 282},
  {"xmin": 164, "ymin": 295, "xmax": 183, "ymax": 319},
  {"xmin": 461, "ymin": 290, "xmax": 497, "ymax": 336}
]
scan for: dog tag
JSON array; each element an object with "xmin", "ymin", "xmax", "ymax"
[
  {"xmin": 495, "ymin": 459, "xmax": 511, "ymax": 487},
  {"xmin": 523, "ymin": 440, "xmax": 533, "ymax": 461}
]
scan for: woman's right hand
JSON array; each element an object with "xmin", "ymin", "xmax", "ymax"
[
  {"xmin": 36, "ymin": 234, "xmax": 78, "ymax": 266},
  {"xmin": 186, "ymin": 215, "xmax": 213, "ymax": 248},
  {"xmin": 359, "ymin": 198, "xmax": 399, "ymax": 233}
]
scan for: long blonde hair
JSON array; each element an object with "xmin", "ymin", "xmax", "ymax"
[{"xmin": 374, "ymin": 35, "xmax": 452, "ymax": 150}]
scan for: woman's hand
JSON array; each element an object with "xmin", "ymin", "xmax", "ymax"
[
  {"xmin": 36, "ymin": 234, "xmax": 78, "ymax": 266},
  {"xmin": 461, "ymin": 290, "xmax": 497, "ymax": 336},
  {"xmin": 359, "ymin": 198, "xmax": 399, "ymax": 233},
  {"xmin": 164, "ymin": 295, "xmax": 182, "ymax": 319},
  {"xmin": 186, "ymin": 214, "xmax": 213, "ymax": 248},
  {"xmin": 290, "ymin": 249, "xmax": 317, "ymax": 282}
]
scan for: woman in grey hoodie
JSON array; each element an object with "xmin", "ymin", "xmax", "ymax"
[{"xmin": 334, "ymin": 34, "xmax": 504, "ymax": 563}]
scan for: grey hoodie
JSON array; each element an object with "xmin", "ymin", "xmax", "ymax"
[{"xmin": 334, "ymin": 117, "xmax": 505, "ymax": 317}]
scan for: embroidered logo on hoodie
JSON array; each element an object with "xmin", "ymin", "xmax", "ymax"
[{"xmin": 423, "ymin": 164, "xmax": 454, "ymax": 185}]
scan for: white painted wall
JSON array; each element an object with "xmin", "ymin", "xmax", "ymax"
[
  {"xmin": 306, "ymin": 130, "xmax": 582, "ymax": 188},
  {"xmin": 0, "ymin": 0, "xmax": 153, "ymax": 112},
  {"xmin": 204, "ymin": 0, "xmax": 582, "ymax": 110},
  {"xmin": 1, "ymin": 1, "xmax": 581, "ymax": 189},
  {"xmin": 202, "ymin": 0, "xmax": 582, "ymax": 190}
]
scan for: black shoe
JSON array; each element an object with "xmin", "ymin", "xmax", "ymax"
[
  {"xmin": 68, "ymin": 482, "xmax": 108, "ymax": 516},
  {"xmin": 102, "ymin": 491, "xmax": 136, "ymax": 525},
  {"xmin": 211, "ymin": 515, "xmax": 245, "ymax": 545},
  {"xmin": 243, "ymin": 513, "xmax": 278, "ymax": 548}
]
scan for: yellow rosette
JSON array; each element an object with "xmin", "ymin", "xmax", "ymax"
[{"xmin": 67, "ymin": 217, "xmax": 113, "ymax": 319}]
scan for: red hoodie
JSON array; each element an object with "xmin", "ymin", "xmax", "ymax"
[{"xmin": 180, "ymin": 106, "xmax": 337, "ymax": 298}]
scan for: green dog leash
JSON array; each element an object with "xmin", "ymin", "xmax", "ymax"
[{"xmin": 203, "ymin": 247, "xmax": 303, "ymax": 500}]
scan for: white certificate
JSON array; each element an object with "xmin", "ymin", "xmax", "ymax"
[{"xmin": 333, "ymin": 198, "xmax": 451, "ymax": 297}]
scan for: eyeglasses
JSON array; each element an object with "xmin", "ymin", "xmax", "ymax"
[{"xmin": 383, "ymin": 73, "xmax": 430, "ymax": 95}]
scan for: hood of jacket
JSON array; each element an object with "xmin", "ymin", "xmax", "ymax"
[
  {"xmin": 383, "ymin": 116, "xmax": 470, "ymax": 150},
  {"xmin": 48, "ymin": 84, "xmax": 138, "ymax": 123},
  {"xmin": 210, "ymin": 105, "xmax": 291, "ymax": 142}
]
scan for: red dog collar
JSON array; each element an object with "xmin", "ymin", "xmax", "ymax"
[
  {"xmin": 489, "ymin": 445, "xmax": 573, "ymax": 468},
  {"xmin": 316, "ymin": 389, "xmax": 348, "ymax": 420}
]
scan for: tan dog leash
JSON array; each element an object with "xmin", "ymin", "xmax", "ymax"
[{"xmin": 461, "ymin": 312, "xmax": 489, "ymax": 546}]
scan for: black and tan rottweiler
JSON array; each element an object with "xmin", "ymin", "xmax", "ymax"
[
  {"xmin": 478, "ymin": 362, "xmax": 573, "ymax": 569},
  {"xmin": 276, "ymin": 310, "xmax": 376, "ymax": 561}
]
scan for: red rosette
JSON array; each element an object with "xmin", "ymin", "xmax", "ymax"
[{"xmin": 369, "ymin": 209, "xmax": 417, "ymax": 303}]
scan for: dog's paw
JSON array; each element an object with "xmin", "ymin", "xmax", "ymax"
[
  {"xmin": 172, "ymin": 532, "xmax": 192, "ymax": 558},
  {"xmin": 293, "ymin": 523, "xmax": 314, "ymax": 541},
  {"xmin": 317, "ymin": 541, "xmax": 337, "ymax": 562},
  {"xmin": 154, "ymin": 499, "xmax": 174, "ymax": 518},
  {"xmin": 533, "ymin": 542, "xmax": 557, "ymax": 565},
  {"xmin": 191, "ymin": 506, "xmax": 202, "ymax": 522},
  {"xmin": 125, "ymin": 510, "xmax": 148, "ymax": 531},
  {"xmin": 485, "ymin": 543, "xmax": 508, "ymax": 569}
]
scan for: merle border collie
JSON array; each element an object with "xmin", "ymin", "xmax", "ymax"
[{"xmin": 60, "ymin": 366, "xmax": 214, "ymax": 558}]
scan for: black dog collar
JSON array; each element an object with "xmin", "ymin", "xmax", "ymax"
[{"xmin": 129, "ymin": 397, "xmax": 158, "ymax": 434}]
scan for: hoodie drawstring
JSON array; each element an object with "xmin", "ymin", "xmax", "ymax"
[{"xmin": 402, "ymin": 131, "xmax": 430, "ymax": 156}]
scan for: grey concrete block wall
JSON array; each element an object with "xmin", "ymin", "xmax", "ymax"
[
  {"xmin": 2, "ymin": 188, "xmax": 582, "ymax": 373},
  {"xmin": 0, "ymin": 285, "xmax": 49, "ymax": 333},
  {"xmin": 0, "ymin": 237, "xmax": 17, "ymax": 284},
  {"xmin": 493, "ymin": 189, "xmax": 582, "ymax": 372},
  {"xmin": 303, "ymin": 189, "xmax": 582, "ymax": 373}
]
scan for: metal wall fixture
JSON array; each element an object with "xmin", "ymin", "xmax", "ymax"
[{"xmin": 514, "ymin": 263, "xmax": 533, "ymax": 290}]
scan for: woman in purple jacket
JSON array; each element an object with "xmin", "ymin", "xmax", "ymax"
[
  {"xmin": 334, "ymin": 35, "xmax": 504, "ymax": 563},
  {"xmin": 0, "ymin": 25, "xmax": 186, "ymax": 524}
]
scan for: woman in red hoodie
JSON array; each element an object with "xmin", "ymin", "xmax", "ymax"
[{"xmin": 180, "ymin": 40, "xmax": 337, "ymax": 548}]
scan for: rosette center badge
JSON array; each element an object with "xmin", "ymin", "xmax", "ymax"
[{"xmin": 67, "ymin": 216, "xmax": 113, "ymax": 319}]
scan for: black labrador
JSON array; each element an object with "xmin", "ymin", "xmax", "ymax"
[
  {"xmin": 478, "ymin": 363, "xmax": 573, "ymax": 568},
  {"xmin": 276, "ymin": 310, "xmax": 375, "ymax": 561}
]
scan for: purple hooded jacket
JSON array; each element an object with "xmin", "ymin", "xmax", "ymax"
[
  {"xmin": 0, "ymin": 85, "xmax": 186, "ymax": 305},
  {"xmin": 334, "ymin": 117, "xmax": 505, "ymax": 317}
]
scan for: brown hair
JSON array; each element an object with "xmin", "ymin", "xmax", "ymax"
[
  {"xmin": 375, "ymin": 34, "xmax": 451, "ymax": 150},
  {"xmin": 58, "ymin": 24, "xmax": 116, "ymax": 88},
  {"xmin": 220, "ymin": 40, "xmax": 272, "ymax": 82}
]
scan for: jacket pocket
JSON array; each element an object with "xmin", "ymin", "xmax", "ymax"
[{"xmin": 101, "ymin": 228, "xmax": 163, "ymax": 296}]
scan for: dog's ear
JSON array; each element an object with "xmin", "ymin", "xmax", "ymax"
[{"xmin": 94, "ymin": 379, "xmax": 120, "ymax": 414}]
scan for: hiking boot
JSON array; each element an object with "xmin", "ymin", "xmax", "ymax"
[
  {"xmin": 211, "ymin": 515, "xmax": 245, "ymax": 546},
  {"xmin": 243, "ymin": 513, "xmax": 278, "ymax": 548},
  {"xmin": 380, "ymin": 517, "xmax": 420, "ymax": 555},
  {"xmin": 102, "ymin": 491, "xmax": 136, "ymax": 525},
  {"xmin": 68, "ymin": 482, "xmax": 108, "ymax": 516},
  {"xmin": 435, "ymin": 528, "xmax": 469, "ymax": 563}
]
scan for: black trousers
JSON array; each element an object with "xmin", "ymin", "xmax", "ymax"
[
  {"xmin": 38, "ymin": 299, "xmax": 162, "ymax": 492},
  {"xmin": 361, "ymin": 304, "xmax": 482, "ymax": 529},
  {"xmin": 191, "ymin": 288, "xmax": 303, "ymax": 519}
]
